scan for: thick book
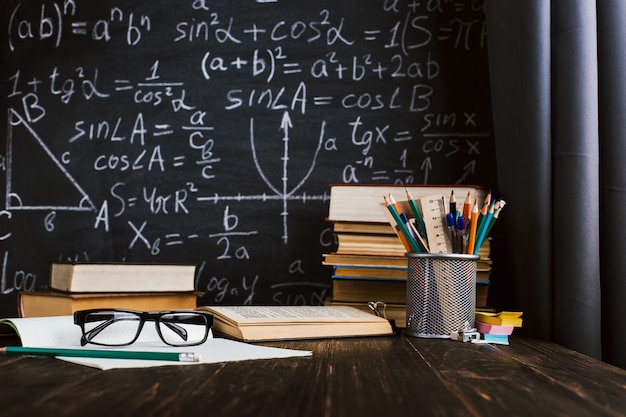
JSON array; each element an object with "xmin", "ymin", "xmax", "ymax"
[
  {"xmin": 322, "ymin": 253, "xmax": 408, "ymax": 268},
  {"xmin": 476, "ymin": 282, "xmax": 490, "ymax": 308},
  {"xmin": 333, "ymin": 266, "xmax": 407, "ymax": 280},
  {"xmin": 195, "ymin": 305, "xmax": 394, "ymax": 341},
  {"xmin": 476, "ymin": 259, "xmax": 493, "ymax": 271},
  {"xmin": 476, "ymin": 270, "xmax": 492, "ymax": 282},
  {"xmin": 18, "ymin": 291, "xmax": 199, "ymax": 317},
  {"xmin": 335, "ymin": 233, "xmax": 407, "ymax": 256},
  {"xmin": 331, "ymin": 221, "xmax": 396, "ymax": 235},
  {"xmin": 327, "ymin": 184, "xmax": 488, "ymax": 223},
  {"xmin": 331, "ymin": 265, "xmax": 490, "ymax": 281},
  {"xmin": 49, "ymin": 263, "xmax": 196, "ymax": 293},
  {"xmin": 332, "ymin": 279, "xmax": 489, "ymax": 307},
  {"xmin": 324, "ymin": 252, "xmax": 490, "ymax": 270},
  {"xmin": 331, "ymin": 279, "xmax": 406, "ymax": 304}
]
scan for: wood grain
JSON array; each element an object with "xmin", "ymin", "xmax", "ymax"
[{"xmin": 0, "ymin": 335, "xmax": 624, "ymax": 417}]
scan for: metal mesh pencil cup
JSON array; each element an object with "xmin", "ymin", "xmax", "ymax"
[{"xmin": 405, "ymin": 253, "xmax": 479, "ymax": 338}]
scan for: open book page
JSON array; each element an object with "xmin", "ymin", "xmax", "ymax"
[
  {"xmin": 199, "ymin": 306, "xmax": 390, "ymax": 326},
  {"xmin": 0, "ymin": 316, "xmax": 81, "ymax": 347},
  {"xmin": 0, "ymin": 316, "xmax": 311, "ymax": 370}
]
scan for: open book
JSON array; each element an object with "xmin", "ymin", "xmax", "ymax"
[
  {"xmin": 196, "ymin": 305, "xmax": 394, "ymax": 342},
  {"xmin": 0, "ymin": 315, "xmax": 311, "ymax": 370}
]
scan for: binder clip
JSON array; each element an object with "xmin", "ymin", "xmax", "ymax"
[
  {"xmin": 451, "ymin": 322, "xmax": 479, "ymax": 342},
  {"xmin": 368, "ymin": 301, "xmax": 387, "ymax": 320}
]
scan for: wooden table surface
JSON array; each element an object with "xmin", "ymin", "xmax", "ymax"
[{"xmin": 1, "ymin": 334, "xmax": 625, "ymax": 417}]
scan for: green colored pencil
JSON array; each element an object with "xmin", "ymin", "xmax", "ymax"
[
  {"xmin": 384, "ymin": 196, "xmax": 421, "ymax": 253},
  {"xmin": 0, "ymin": 346, "xmax": 200, "ymax": 362},
  {"xmin": 405, "ymin": 188, "xmax": 427, "ymax": 238}
]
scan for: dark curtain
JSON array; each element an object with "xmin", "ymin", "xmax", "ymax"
[{"xmin": 485, "ymin": 0, "xmax": 625, "ymax": 369}]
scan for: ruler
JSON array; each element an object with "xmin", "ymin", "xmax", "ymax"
[{"xmin": 419, "ymin": 195, "xmax": 453, "ymax": 253}]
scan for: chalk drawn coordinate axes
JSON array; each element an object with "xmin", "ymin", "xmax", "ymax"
[{"xmin": 199, "ymin": 111, "xmax": 326, "ymax": 244}]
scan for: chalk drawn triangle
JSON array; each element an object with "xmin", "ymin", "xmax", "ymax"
[{"xmin": 5, "ymin": 109, "xmax": 95, "ymax": 212}]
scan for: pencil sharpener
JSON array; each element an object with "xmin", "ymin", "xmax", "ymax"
[{"xmin": 451, "ymin": 329, "xmax": 480, "ymax": 342}]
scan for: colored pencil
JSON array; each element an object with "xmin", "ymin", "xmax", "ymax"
[
  {"xmin": 405, "ymin": 188, "xmax": 427, "ymax": 238},
  {"xmin": 384, "ymin": 196, "xmax": 421, "ymax": 253},
  {"xmin": 0, "ymin": 346, "xmax": 200, "ymax": 362},
  {"xmin": 474, "ymin": 200, "xmax": 496, "ymax": 254},
  {"xmin": 485, "ymin": 200, "xmax": 505, "ymax": 237},
  {"xmin": 467, "ymin": 199, "xmax": 479, "ymax": 254},
  {"xmin": 462, "ymin": 191, "xmax": 472, "ymax": 221}
]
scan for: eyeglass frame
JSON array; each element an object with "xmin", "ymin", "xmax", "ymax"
[{"xmin": 73, "ymin": 308, "xmax": 213, "ymax": 347}]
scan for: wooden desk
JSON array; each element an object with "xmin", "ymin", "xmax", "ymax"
[{"xmin": 1, "ymin": 334, "xmax": 624, "ymax": 417}]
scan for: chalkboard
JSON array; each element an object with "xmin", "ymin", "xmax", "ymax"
[{"xmin": 0, "ymin": 0, "xmax": 495, "ymax": 316}]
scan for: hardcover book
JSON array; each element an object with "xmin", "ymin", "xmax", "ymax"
[
  {"xmin": 331, "ymin": 279, "xmax": 406, "ymax": 304},
  {"xmin": 18, "ymin": 291, "xmax": 199, "ymax": 317},
  {"xmin": 330, "ymin": 221, "xmax": 396, "ymax": 235},
  {"xmin": 49, "ymin": 263, "xmax": 196, "ymax": 293},
  {"xmin": 333, "ymin": 265, "xmax": 407, "ymax": 280},
  {"xmin": 322, "ymin": 253, "xmax": 408, "ymax": 268},
  {"xmin": 334, "ymin": 233, "xmax": 407, "ymax": 256}
]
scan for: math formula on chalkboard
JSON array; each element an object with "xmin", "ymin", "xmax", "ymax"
[{"xmin": 0, "ymin": 0, "xmax": 495, "ymax": 315}]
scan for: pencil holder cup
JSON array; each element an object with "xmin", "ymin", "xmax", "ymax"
[{"xmin": 405, "ymin": 253, "xmax": 479, "ymax": 338}]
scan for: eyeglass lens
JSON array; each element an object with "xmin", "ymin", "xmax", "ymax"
[
  {"xmin": 81, "ymin": 310, "xmax": 209, "ymax": 346},
  {"xmin": 158, "ymin": 312, "xmax": 209, "ymax": 345}
]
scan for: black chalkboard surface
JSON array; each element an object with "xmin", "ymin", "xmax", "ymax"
[{"xmin": 0, "ymin": 0, "xmax": 495, "ymax": 316}]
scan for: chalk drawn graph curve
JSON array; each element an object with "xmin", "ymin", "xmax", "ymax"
[{"xmin": 250, "ymin": 111, "xmax": 325, "ymax": 243}]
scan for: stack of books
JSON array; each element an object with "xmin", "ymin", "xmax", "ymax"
[
  {"xmin": 474, "ymin": 311, "xmax": 523, "ymax": 344},
  {"xmin": 323, "ymin": 184, "xmax": 493, "ymax": 328},
  {"xmin": 475, "ymin": 245, "xmax": 493, "ymax": 307},
  {"xmin": 18, "ymin": 263, "xmax": 199, "ymax": 317}
]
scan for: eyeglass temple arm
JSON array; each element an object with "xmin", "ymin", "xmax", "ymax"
[
  {"xmin": 80, "ymin": 318, "xmax": 117, "ymax": 346},
  {"xmin": 160, "ymin": 320, "xmax": 189, "ymax": 341}
]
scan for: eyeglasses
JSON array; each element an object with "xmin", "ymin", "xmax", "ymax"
[{"xmin": 73, "ymin": 309, "xmax": 213, "ymax": 347}]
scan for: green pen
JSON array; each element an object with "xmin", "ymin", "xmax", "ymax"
[{"xmin": 0, "ymin": 346, "xmax": 200, "ymax": 362}]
